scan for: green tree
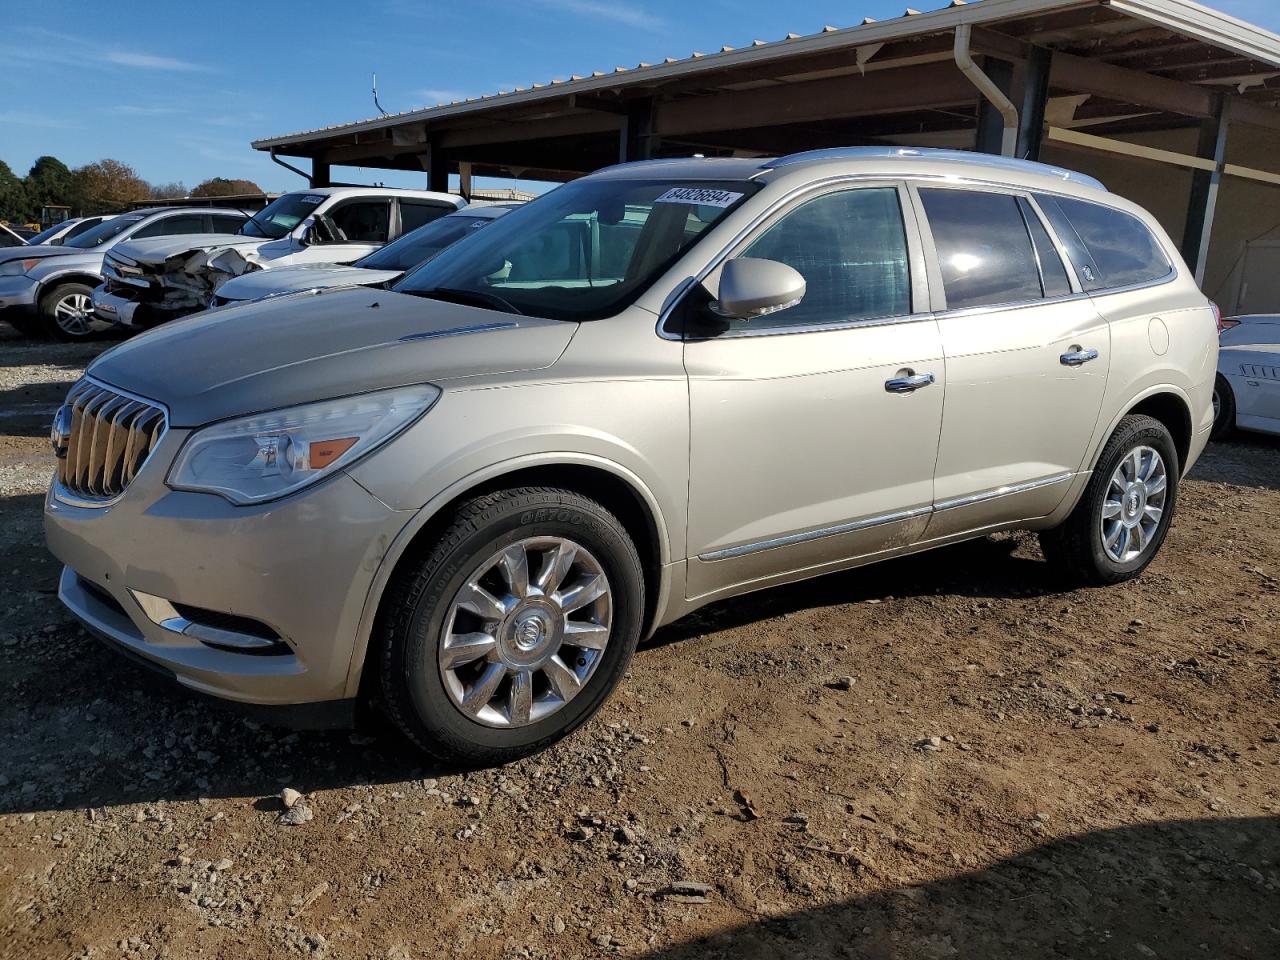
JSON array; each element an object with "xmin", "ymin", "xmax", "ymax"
[
  {"xmin": 0, "ymin": 160, "xmax": 32, "ymax": 222},
  {"xmin": 25, "ymin": 155, "xmax": 75, "ymax": 213},
  {"xmin": 191, "ymin": 177, "xmax": 264, "ymax": 198}
]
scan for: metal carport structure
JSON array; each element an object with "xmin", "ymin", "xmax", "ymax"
[{"xmin": 251, "ymin": 0, "xmax": 1280, "ymax": 309}]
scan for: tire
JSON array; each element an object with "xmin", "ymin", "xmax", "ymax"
[
  {"xmin": 1210, "ymin": 374, "xmax": 1236, "ymax": 440},
  {"xmin": 1039, "ymin": 414, "xmax": 1179, "ymax": 586},
  {"xmin": 377, "ymin": 487, "xmax": 644, "ymax": 764},
  {"xmin": 39, "ymin": 282, "xmax": 97, "ymax": 342}
]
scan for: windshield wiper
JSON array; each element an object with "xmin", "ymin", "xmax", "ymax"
[{"xmin": 402, "ymin": 287, "xmax": 523, "ymax": 316}]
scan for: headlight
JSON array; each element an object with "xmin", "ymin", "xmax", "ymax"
[
  {"xmin": 167, "ymin": 385, "xmax": 441, "ymax": 504},
  {"xmin": 0, "ymin": 258, "xmax": 41, "ymax": 276}
]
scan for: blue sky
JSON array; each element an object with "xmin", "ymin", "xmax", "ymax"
[{"xmin": 2, "ymin": 0, "xmax": 1278, "ymax": 194}]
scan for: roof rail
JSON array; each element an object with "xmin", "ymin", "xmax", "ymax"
[{"xmin": 762, "ymin": 147, "xmax": 1107, "ymax": 191}]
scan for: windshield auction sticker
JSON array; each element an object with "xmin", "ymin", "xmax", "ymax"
[{"xmin": 654, "ymin": 187, "xmax": 743, "ymax": 207}]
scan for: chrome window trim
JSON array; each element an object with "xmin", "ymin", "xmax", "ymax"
[
  {"xmin": 50, "ymin": 374, "xmax": 171, "ymax": 511},
  {"xmin": 656, "ymin": 168, "xmax": 1184, "ymax": 344},
  {"xmin": 656, "ymin": 175, "xmax": 930, "ymax": 341},
  {"xmin": 697, "ymin": 471, "xmax": 1077, "ymax": 562}
]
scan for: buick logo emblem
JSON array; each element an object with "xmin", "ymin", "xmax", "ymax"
[{"xmin": 50, "ymin": 405, "xmax": 72, "ymax": 459}]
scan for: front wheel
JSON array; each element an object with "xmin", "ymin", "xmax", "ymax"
[
  {"xmin": 39, "ymin": 282, "xmax": 98, "ymax": 341},
  {"xmin": 1040, "ymin": 414, "xmax": 1179, "ymax": 586},
  {"xmin": 377, "ymin": 487, "xmax": 644, "ymax": 764}
]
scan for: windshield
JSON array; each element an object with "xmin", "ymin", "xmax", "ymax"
[
  {"xmin": 357, "ymin": 212, "xmax": 500, "ymax": 272},
  {"xmin": 238, "ymin": 193, "xmax": 325, "ymax": 239},
  {"xmin": 394, "ymin": 179, "xmax": 757, "ymax": 321},
  {"xmin": 27, "ymin": 222, "xmax": 73, "ymax": 245},
  {"xmin": 65, "ymin": 214, "xmax": 144, "ymax": 249}
]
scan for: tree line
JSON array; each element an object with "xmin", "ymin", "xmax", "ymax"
[{"xmin": 0, "ymin": 155, "xmax": 263, "ymax": 225}]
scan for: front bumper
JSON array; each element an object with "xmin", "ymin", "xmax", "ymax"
[
  {"xmin": 91, "ymin": 287, "xmax": 143, "ymax": 327},
  {"xmin": 0, "ymin": 274, "xmax": 38, "ymax": 312},
  {"xmin": 45, "ymin": 437, "xmax": 411, "ymax": 709}
]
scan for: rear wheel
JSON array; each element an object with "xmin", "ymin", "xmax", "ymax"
[
  {"xmin": 377, "ymin": 487, "xmax": 644, "ymax": 764},
  {"xmin": 39, "ymin": 282, "xmax": 97, "ymax": 341},
  {"xmin": 1211, "ymin": 374, "xmax": 1236, "ymax": 440},
  {"xmin": 1039, "ymin": 414, "xmax": 1179, "ymax": 586}
]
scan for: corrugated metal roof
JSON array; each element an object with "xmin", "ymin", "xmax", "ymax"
[{"xmin": 252, "ymin": 0, "xmax": 1280, "ymax": 151}]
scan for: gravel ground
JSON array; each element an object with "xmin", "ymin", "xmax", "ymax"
[{"xmin": 1, "ymin": 326, "xmax": 1277, "ymax": 960}]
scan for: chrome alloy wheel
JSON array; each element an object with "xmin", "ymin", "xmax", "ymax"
[
  {"xmin": 439, "ymin": 537, "xmax": 612, "ymax": 728},
  {"xmin": 53, "ymin": 293, "xmax": 94, "ymax": 336},
  {"xmin": 1101, "ymin": 445, "xmax": 1167, "ymax": 563},
  {"xmin": 1212, "ymin": 387, "xmax": 1221, "ymax": 419}
]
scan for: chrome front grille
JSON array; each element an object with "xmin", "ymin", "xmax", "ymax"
[{"xmin": 55, "ymin": 379, "xmax": 167, "ymax": 501}]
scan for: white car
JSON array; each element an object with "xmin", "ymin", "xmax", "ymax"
[
  {"xmin": 95, "ymin": 187, "xmax": 464, "ymax": 328},
  {"xmin": 210, "ymin": 205, "xmax": 514, "ymax": 308},
  {"xmin": 1213, "ymin": 314, "xmax": 1280, "ymax": 438},
  {"xmin": 25, "ymin": 215, "xmax": 118, "ymax": 247}
]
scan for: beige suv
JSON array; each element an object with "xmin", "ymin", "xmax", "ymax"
[{"xmin": 45, "ymin": 148, "xmax": 1216, "ymax": 762}]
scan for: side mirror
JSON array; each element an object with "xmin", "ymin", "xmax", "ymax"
[{"xmin": 713, "ymin": 257, "xmax": 806, "ymax": 321}]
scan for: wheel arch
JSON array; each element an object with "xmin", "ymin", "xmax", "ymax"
[
  {"xmin": 344, "ymin": 454, "xmax": 673, "ymax": 699},
  {"xmin": 1085, "ymin": 386, "xmax": 1193, "ymax": 478},
  {"xmin": 37, "ymin": 272, "xmax": 103, "ymax": 303}
]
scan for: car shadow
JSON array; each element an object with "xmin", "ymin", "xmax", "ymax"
[
  {"xmin": 643, "ymin": 534, "xmax": 1054, "ymax": 652},
  {"xmin": 0, "ymin": 529, "xmax": 1063, "ymax": 816},
  {"xmin": 638, "ymin": 815, "xmax": 1280, "ymax": 960},
  {"xmin": 0, "ymin": 378, "xmax": 77, "ymax": 438},
  {"xmin": 1194, "ymin": 434, "xmax": 1280, "ymax": 493}
]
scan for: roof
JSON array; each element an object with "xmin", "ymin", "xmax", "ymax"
[
  {"xmin": 253, "ymin": 0, "xmax": 1280, "ymax": 152},
  {"xmin": 590, "ymin": 146, "xmax": 1109, "ymax": 192}
]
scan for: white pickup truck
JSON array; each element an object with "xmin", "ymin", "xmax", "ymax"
[{"xmin": 94, "ymin": 186, "xmax": 463, "ymax": 328}]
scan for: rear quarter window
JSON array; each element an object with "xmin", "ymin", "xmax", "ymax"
[{"xmin": 1040, "ymin": 195, "xmax": 1172, "ymax": 290}]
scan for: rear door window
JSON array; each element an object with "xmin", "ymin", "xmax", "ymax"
[
  {"xmin": 399, "ymin": 200, "xmax": 456, "ymax": 233},
  {"xmin": 1048, "ymin": 196, "xmax": 1172, "ymax": 289},
  {"xmin": 133, "ymin": 214, "xmax": 208, "ymax": 238},
  {"xmin": 209, "ymin": 213, "xmax": 248, "ymax": 234},
  {"xmin": 1019, "ymin": 197, "xmax": 1072, "ymax": 298},
  {"xmin": 920, "ymin": 188, "xmax": 1042, "ymax": 310}
]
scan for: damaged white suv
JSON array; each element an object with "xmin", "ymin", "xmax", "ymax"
[{"xmin": 93, "ymin": 187, "xmax": 463, "ymax": 329}]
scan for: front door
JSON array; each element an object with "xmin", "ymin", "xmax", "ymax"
[
  {"xmin": 295, "ymin": 197, "xmax": 392, "ymax": 265},
  {"xmin": 913, "ymin": 185, "xmax": 1111, "ymax": 538},
  {"xmin": 683, "ymin": 183, "xmax": 945, "ymax": 600}
]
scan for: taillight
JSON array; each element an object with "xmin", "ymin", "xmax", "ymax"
[{"xmin": 1210, "ymin": 300, "xmax": 1223, "ymax": 334}]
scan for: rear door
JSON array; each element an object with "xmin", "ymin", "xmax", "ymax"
[{"xmin": 913, "ymin": 184, "xmax": 1111, "ymax": 539}]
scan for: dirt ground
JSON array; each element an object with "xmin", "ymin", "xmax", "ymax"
[{"xmin": 1, "ymin": 326, "xmax": 1277, "ymax": 960}]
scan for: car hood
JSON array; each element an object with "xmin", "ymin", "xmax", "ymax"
[
  {"xmin": 87, "ymin": 286, "xmax": 577, "ymax": 426},
  {"xmin": 112, "ymin": 233, "xmax": 265, "ymax": 265},
  {"xmin": 217, "ymin": 264, "xmax": 399, "ymax": 301},
  {"xmin": 0, "ymin": 243, "xmax": 86, "ymax": 265}
]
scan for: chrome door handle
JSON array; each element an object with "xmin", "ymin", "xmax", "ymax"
[
  {"xmin": 1060, "ymin": 348, "xmax": 1099, "ymax": 366},
  {"xmin": 884, "ymin": 373, "xmax": 936, "ymax": 394}
]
